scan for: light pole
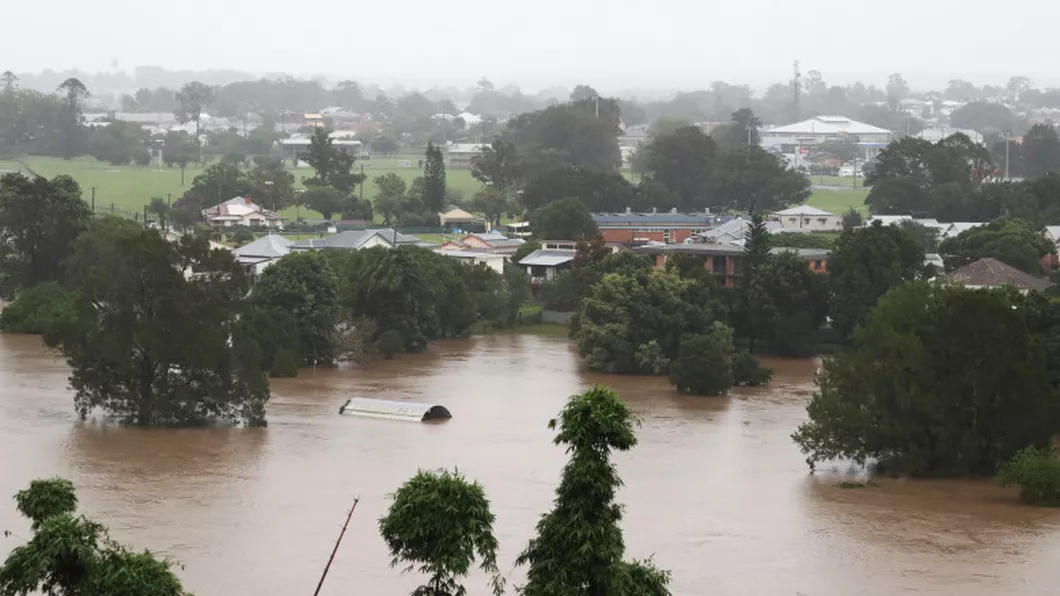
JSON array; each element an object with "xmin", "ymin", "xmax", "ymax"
[{"xmin": 1001, "ymin": 129, "xmax": 1014, "ymax": 181}]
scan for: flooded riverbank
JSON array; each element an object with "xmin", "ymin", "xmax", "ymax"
[{"xmin": 2, "ymin": 332, "xmax": 1058, "ymax": 595}]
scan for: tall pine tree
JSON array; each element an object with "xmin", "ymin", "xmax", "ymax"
[
  {"xmin": 422, "ymin": 142, "xmax": 447, "ymax": 216},
  {"xmin": 742, "ymin": 213, "xmax": 772, "ymax": 352}
]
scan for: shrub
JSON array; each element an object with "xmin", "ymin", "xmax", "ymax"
[
  {"xmin": 0, "ymin": 282, "xmax": 77, "ymax": 337},
  {"xmin": 732, "ymin": 351, "xmax": 773, "ymax": 386},
  {"xmin": 230, "ymin": 229, "xmax": 255, "ymax": 246},
  {"xmin": 668, "ymin": 323, "xmax": 733, "ymax": 396},
  {"xmin": 377, "ymin": 329, "xmax": 404, "ymax": 359},
  {"xmin": 269, "ymin": 348, "xmax": 300, "ymax": 378},
  {"xmin": 997, "ymin": 447, "xmax": 1060, "ymax": 506}
]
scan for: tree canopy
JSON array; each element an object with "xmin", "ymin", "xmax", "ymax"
[
  {"xmin": 530, "ymin": 198, "xmax": 599, "ymax": 241},
  {"xmin": 50, "ymin": 217, "xmax": 268, "ymax": 426},
  {"xmin": 517, "ymin": 386, "xmax": 671, "ymax": 596},
  {"xmin": 939, "ymin": 218, "xmax": 1052, "ymax": 273},
  {"xmin": 0, "ymin": 478, "xmax": 189, "ymax": 595},
  {"xmin": 828, "ymin": 222, "xmax": 925, "ymax": 339},
  {"xmin": 794, "ymin": 282, "xmax": 1060, "ymax": 476}
]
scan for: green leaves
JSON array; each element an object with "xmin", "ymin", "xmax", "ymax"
[
  {"xmin": 379, "ymin": 469, "xmax": 502, "ymax": 596},
  {"xmin": 0, "ymin": 478, "xmax": 188, "ymax": 596}
]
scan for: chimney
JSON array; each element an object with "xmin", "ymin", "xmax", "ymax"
[
  {"xmin": 625, "ymin": 206, "xmax": 632, "ymax": 215},
  {"xmin": 671, "ymin": 207, "xmax": 677, "ymax": 213},
  {"xmin": 652, "ymin": 207, "xmax": 657, "ymax": 214}
]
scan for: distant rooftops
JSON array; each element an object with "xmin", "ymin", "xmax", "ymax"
[
  {"xmin": 944, "ymin": 258, "xmax": 1051, "ymax": 292},
  {"xmin": 765, "ymin": 116, "xmax": 892, "ymax": 137},
  {"xmin": 290, "ymin": 229, "xmax": 418, "ymax": 250}
]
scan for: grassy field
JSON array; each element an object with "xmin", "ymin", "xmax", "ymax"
[
  {"xmin": 0, "ymin": 155, "xmax": 485, "ymax": 215},
  {"xmin": 0, "ymin": 154, "xmax": 869, "ymax": 220}
]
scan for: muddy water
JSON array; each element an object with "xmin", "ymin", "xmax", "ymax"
[{"xmin": 1, "ymin": 332, "xmax": 1059, "ymax": 596}]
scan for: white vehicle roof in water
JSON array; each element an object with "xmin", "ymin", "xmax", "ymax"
[{"xmin": 338, "ymin": 398, "xmax": 451, "ymax": 422}]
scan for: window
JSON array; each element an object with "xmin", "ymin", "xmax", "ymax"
[
  {"xmin": 817, "ymin": 218, "xmax": 827, "ymax": 224},
  {"xmin": 530, "ymin": 265, "xmax": 546, "ymax": 277},
  {"xmin": 788, "ymin": 217, "xmax": 797, "ymax": 223},
  {"xmin": 664, "ymin": 229, "xmax": 672, "ymax": 242},
  {"xmin": 712, "ymin": 256, "xmax": 727, "ymax": 273},
  {"xmin": 813, "ymin": 260, "xmax": 823, "ymax": 269}
]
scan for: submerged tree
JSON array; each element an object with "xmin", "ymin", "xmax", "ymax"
[
  {"xmin": 379, "ymin": 469, "xmax": 504, "ymax": 596},
  {"xmin": 517, "ymin": 386, "xmax": 671, "ymax": 596},
  {"xmin": 0, "ymin": 478, "xmax": 188, "ymax": 595},
  {"xmin": 50, "ymin": 217, "xmax": 268, "ymax": 427}
]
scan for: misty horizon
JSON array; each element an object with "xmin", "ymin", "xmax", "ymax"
[{"xmin": 6, "ymin": 0, "xmax": 1060, "ymax": 95}]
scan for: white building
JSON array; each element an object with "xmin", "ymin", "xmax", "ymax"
[
  {"xmin": 281, "ymin": 131, "xmax": 361, "ymax": 163},
  {"xmin": 773, "ymin": 205, "xmax": 843, "ymax": 232},
  {"xmin": 917, "ymin": 127, "xmax": 984, "ymax": 145},
  {"xmin": 202, "ymin": 197, "xmax": 285, "ymax": 229},
  {"xmin": 434, "ymin": 249, "xmax": 507, "ymax": 274},
  {"xmin": 763, "ymin": 116, "xmax": 894, "ymax": 144},
  {"xmin": 445, "ymin": 143, "xmax": 487, "ymax": 169}
]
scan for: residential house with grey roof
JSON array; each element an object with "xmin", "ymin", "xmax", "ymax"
[
  {"xmin": 232, "ymin": 234, "xmax": 293, "ymax": 278},
  {"xmin": 289, "ymin": 229, "xmax": 419, "ymax": 251}
]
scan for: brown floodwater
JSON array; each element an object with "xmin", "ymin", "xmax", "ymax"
[{"xmin": 2, "ymin": 332, "xmax": 1060, "ymax": 596}]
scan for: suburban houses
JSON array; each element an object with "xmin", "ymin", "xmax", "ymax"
[
  {"xmin": 591, "ymin": 210, "xmax": 719, "ymax": 244},
  {"xmin": 202, "ymin": 196, "xmax": 286, "ymax": 228},
  {"xmin": 232, "ymin": 234, "xmax": 293, "ymax": 277}
]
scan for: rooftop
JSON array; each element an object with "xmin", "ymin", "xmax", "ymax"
[
  {"xmin": 290, "ymin": 229, "xmax": 418, "ymax": 250},
  {"xmin": 944, "ymin": 258, "xmax": 1051, "ymax": 292},
  {"xmin": 774, "ymin": 205, "xmax": 835, "ymax": 217},
  {"xmin": 593, "ymin": 212, "xmax": 715, "ymax": 225},
  {"xmin": 767, "ymin": 116, "xmax": 892, "ymax": 137},
  {"xmin": 233, "ymin": 234, "xmax": 293, "ymax": 259},
  {"xmin": 518, "ymin": 249, "xmax": 577, "ymax": 267}
]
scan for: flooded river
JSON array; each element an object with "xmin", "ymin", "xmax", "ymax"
[{"xmin": 2, "ymin": 332, "xmax": 1060, "ymax": 595}]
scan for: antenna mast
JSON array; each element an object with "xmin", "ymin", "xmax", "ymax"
[{"xmin": 791, "ymin": 60, "xmax": 802, "ymax": 121}]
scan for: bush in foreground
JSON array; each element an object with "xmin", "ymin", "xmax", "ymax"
[
  {"xmin": 0, "ymin": 282, "xmax": 77, "ymax": 336},
  {"xmin": 997, "ymin": 447, "xmax": 1060, "ymax": 506}
]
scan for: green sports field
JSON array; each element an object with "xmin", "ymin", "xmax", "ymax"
[{"xmin": 0, "ymin": 155, "xmax": 869, "ymax": 219}]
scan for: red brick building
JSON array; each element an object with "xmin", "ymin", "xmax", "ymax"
[{"xmin": 592, "ymin": 211, "xmax": 717, "ymax": 245}]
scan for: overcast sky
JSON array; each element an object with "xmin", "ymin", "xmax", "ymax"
[{"xmin": 5, "ymin": 0, "xmax": 1059, "ymax": 92}]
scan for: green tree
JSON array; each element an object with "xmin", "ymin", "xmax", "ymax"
[
  {"xmin": 251, "ymin": 251, "xmax": 340, "ymax": 367},
  {"xmin": 0, "ymin": 282, "xmax": 77, "ymax": 336},
  {"xmin": 0, "ymin": 478, "xmax": 189, "ymax": 595},
  {"xmin": 997, "ymin": 447, "xmax": 1060, "ymax": 507},
  {"xmin": 513, "ymin": 240, "xmax": 541, "ymax": 264},
  {"xmin": 370, "ymin": 135, "xmax": 399, "ymax": 155},
  {"xmin": 517, "ymin": 386, "xmax": 671, "ymax": 596},
  {"xmin": 829, "ymin": 222, "xmax": 925, "ymax": 339},
  {"xmin": 939, "ymin": 218, "xmax": 1052, "ymax": 273},
  {"xmin": 373, "ymin": 173, "xmax": 409, "ymax": 224},
  {"xmin": 732, "ymin": 350, "xmax": 772, "ymax": 386},
  {"xmin": 841, "ymin": 208, "xmax": 863, "ymax": 231},
  {"xmin": 740, "ymin": 213, "xmax": 772, "ymax": 351},
  {"xmin": 52, "ymin": 218, "xmax": 268, "ymax": 426},
  {"xmin": 949, "ymin": 101, "xmax": 1022, "ymax": 134},
  {"xmin": 161, "ymin": 130, "xmax": 199, "ymax": 169},
  {"xmin": 379, "ymin": 469, "xmax": 504, "ymax": 596},
  {"xmin": 711, "ymin": 146, "xmax": 810, "ymax": 212},
  {"xmin": 471, "ymin": 139, "xmax": 522, "ymax": 191},
  {"xmin": 343, "ymin": 246, "xmax": 477, "ymax": 353},
  {"xmin": 504, "ymin": 97, "xmax": 623, "ymax": 172},
  {"xmin": 642, "ymin": 126, "xmax": 718, "ymax": 211},
  {"xmin": 187, "ymin": 161, "xmax": 254, "ymax": 207},
  {"xmin": 248, "ymin": 160, "xmax": 296, "ymax": 211},
  {"xmin": 710, "ymin": 107, "xmax": 761, "ymax": 152},
  {"xmin": 301, "ymin": 127, "xmax": 364, "ymax": 193},
  {"xmin": 520, "ymin": 165, "xmax": 643, "ymax": 213},
  {"xmin": 175, "ymin": 81, "xmax": 213, "ymax": 144},
  {"xmin": 530, "ymin": 197, "xmax": 599, "ymax": 241},
  {"xmin": 302, "ymin": 186, "xmax": 346, "ymax": 221},
  {"xmin": 669, "ymin": 322, "xmax": 735, "ymax": 395},
  {"xmin": 1021, "ymin": 123, "xmax": 1060, "ymax": 178},
  {"xmin": 793, "ymin": 282, "xmax": 1060, "ymax": 476},
  {"xmin": 0, "ymin": 173, "xmax": 92, "ymax": 294},
  {"xmin": 471, "ymin": 187, "xmax": 508, "ymax": 228},
  {"xmin": 865, "ymin": 137, "xmax": 974, "ymax": 215},
  {"xmin": 577, "ymin": 270, "xmax": 721, "ymax": 374},
  {"xmin": 750, "ymin": 252, "xmax": 830, "ymax": 356},
  {"xmin": 56, "ymin": 77, "xmax": 89, "ymax": 159},
  {"xmin": 422, "ymin": 142, "xmax": 447, "ymax": 215},
  {"xmin": 147, "ymin": 197, "xmax": 170, "ymax": 230}
]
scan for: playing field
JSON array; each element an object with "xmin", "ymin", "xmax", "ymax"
[{"xmin": 0, "ymin": 155, "xmax": 869, "ymax": 218}]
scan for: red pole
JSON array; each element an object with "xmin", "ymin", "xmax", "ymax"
[{"xmin": 313, "ymin": 497, "xmax": 360, "ymax": 596}]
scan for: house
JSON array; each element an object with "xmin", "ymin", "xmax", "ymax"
[
  {"xmin": 541, "ymin": 240, "xmax": 626, "ymax": 253},
  {"xmin": 695, "ymin": 218, "xmax": 783, "ymax": 245},
  {"xmin": 202, "ymin": 197, "xmax": 285, "ymax": 229},
  {"xmin": 592, "ymin": 210, "xmax": 717, "ymax": 245},
  {"xmin": 289, "ymin": 228, "xmax": 419, "ymax": 251},
  {"xmin": 439, "ymin": 231, "xmax": 524, "ymax": 255},
  {"xmin": 773, "ymin": 206, "xmax": 842, "ymax": 232},
  {"xmin": 281, "ymin": 131, "xmax": 361, "ymax": 163},
  {"xmin": 943, "ymin": 258, "xmax": 1051, "ymax": 293},
  {"xmin": 518, "ymin": 249, "xmax": 576, "ymax": 285},
  {"xmin": 434, "ymin": 249, "xmax": 507, "ymax": 274},
  {"xmin": 445, "ymin": 143, "xmax": 487, "ymax": 169},
  {"xmin": 635, "ymin": 244, "xmax": 828, "ymax": 288},
  {"xmin": 924, "ymin": 253, "xmax": 945, "ymax": 272},
  {"xmin": 942, "ymin": 222, "xmax": 987, "ymax": 239},
  {"xmin": 438, "ymin": 206, "xmax": 482, "ymax": 231},
  {"xmin": 232, "ymin": 234, "xmax": 293, "ymax": 278},
  {"xmin": 917, "ymin": 127, "xmax": 984, "ymax": 145},
  {"xmin": 505, "ymin": 222, "xmax": 532, "ymax": 238}
]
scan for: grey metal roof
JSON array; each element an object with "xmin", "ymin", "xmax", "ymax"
[
  {"xmin": 944, "ymin": 258, "xmax": 1051, "ymax": 292},
  {"xmin": 634, "ymin": 244, "xmax": 829, "ymax": 259},
  {"xmin": 593, "ymin": 213, "xmax": 714, "ymax": 225},
  {"xmin": 290, "ymin": 229, "xmax": 419, "ymax": 250},
  {"xmin": 518, "ymin": 249, "xmax": 576, "ymax": 267},
  {"xmin": 233, "ymin": 234, "xmax": 293, "ymax": 259}
]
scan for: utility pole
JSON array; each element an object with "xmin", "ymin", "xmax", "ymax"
[
  {"xmin": 791, "ymin": 60, "xmax": 802, "ymax": 122},
  {"xmin": 90, "ymin": 186, "xmax": 96, "ymax": 212},
  {"xmin": 1001, "ymin": 129, "xmax": 1013, "ymax": 181},
  {"xmin": 594, "ymin": 95, "xmax": 600, "ymax": 120}
]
